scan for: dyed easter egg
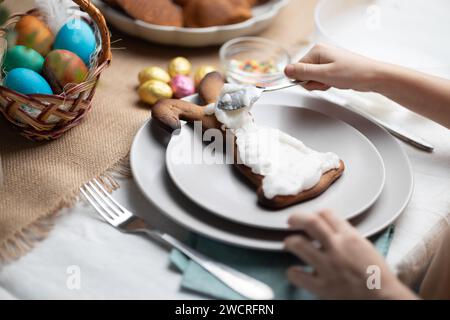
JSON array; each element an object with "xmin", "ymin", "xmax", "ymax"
[
  {"xmin": 138, "ymin": 80, "xmax": 173, "ymax": 105},
  {"xmin": 3, "ymin": 45, "xmax": 44, "ymax": 73},
  {"xmin": 43, "ymin": 50, "xmax": 89, "ymax": 94},
  {"xmin": 54, "ymin": 19, "xmax": 97, "ymax": 65},
  {"xmin": 15, "ymin": 15, "xmax": 54, "ymax": 56},
  {"xmin": 170, "ymin": 75, "xmax": 195, "ymax": 99},
  {"xmin": 4, "ymin": 68, "xmax": 53, "ymax": 95},
  {"xmin": 194, "ymin": 65, "xmax": 216, "ymax": 86},
  {"xmin": 168, "ymin": 57, "xmax": 191, "ymax": 77},
  {"xmin": 138, "ymin": 66, "xmax": 170, "ymax": 84}
]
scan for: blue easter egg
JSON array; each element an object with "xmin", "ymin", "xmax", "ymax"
[
  {"xmin": 4, "ymin": 68, "xmax": 53, "ymax": 95},
  {"xmin": 54, "ymin": 19, "xmax": 96, "ymax": 65}
]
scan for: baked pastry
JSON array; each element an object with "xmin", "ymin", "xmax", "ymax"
[
  {"xmin": 173, "ymin": 0, "xmax": 191, "ymax": 6},
  {"xmin": 152, "ymin": 72, "xmax": 345, "ymax": 209},
  {"xmin": 183, "ymin": 0, "xmax": 252, "ymax": 28},
  {"xmin": 109, "ymin": 0, "xmax": 260, "ymax": 27},
  {"xmin": 116, "ymin": 0, "xmax": 183, "ymax": 27},
  {"xmin": 246, "ymin": 0, "xmax": 260, "ymax": 6}
]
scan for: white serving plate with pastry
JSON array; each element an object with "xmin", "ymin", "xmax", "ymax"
[
  {"xmin": 92, "ymin": 0, "xmax": 290, "ymax": 47},
  {"xmin": 165, "ymin": 104, "xmax": 385, "ymax": 230},
  {"xmin": 130, "ymin": 88, "xmax": 413, "ymax": 251}
]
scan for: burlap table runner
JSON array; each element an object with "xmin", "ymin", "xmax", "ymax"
[{"xmin": 0, "ymin": 0, "xmax": 316, "ymax": 261}]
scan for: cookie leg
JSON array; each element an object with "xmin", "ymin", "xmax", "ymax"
[{"xmin": 152, "ymin": 99, "xmax": 221, "ymax": 132}]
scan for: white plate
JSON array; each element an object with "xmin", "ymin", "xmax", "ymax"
[
  {"xmin": 130, "ymin": 88, "xmax": 413, "ymax": 251},
  {"xmin": 315, "ymin": 0, "xmax": 450, "ymax": 78},
  {"xmin": 93, "ymin": 0, "xmax": 290, "ymax": 47},
  {"xmin": 165, "ymin": 105, "xmax": 385, "ymax": 230}
]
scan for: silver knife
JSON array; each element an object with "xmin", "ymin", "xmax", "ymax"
[{"xmin": 312, "ymin": 90, "xmax": 435, "ymax": 152}]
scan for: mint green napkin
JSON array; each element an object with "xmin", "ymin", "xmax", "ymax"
[{"xmin": 171, "ymin": 225, "xmax": 395, "ymax": 300}]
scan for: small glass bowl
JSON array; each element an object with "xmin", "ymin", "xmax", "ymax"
[{"xmin": 219, "ymin": 37, "xmax": 291, "ymax": 87}]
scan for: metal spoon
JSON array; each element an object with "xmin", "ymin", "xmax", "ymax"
[{"xmin": 217, "ymin": 80, "xmax": 307, "ymax": 111}]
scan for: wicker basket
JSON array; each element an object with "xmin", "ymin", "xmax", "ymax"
[{"xmin": 0, "ymin": 0, "xmax": 111, "ymax": 141}]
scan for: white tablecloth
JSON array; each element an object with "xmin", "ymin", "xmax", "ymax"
[{"xmin": 0, "ymin": 99, "xmax": 449, "ymax": 299}]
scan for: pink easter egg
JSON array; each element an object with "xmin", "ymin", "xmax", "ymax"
[{"xmin": 170, "ymin": 75, "xmax": 195, "ymax": 99}]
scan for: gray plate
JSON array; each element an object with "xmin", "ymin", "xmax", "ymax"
[
  {"xmin": 166, "ymin": 106, "xmax": 385, "ymax": 230},
  {"xmin": 130, "ymin": 88, "xmax": 413, "ymax": 251}
]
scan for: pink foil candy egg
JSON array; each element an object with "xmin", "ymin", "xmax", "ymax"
[{"xmin": 170, "ymin": 75, "xmax": 195, "ymax": 99}]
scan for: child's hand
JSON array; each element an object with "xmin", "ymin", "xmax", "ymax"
[
  {"xmin": 284, "ymin": 210, "xmax": 416, "ymax": 300},
  {"xmin": 284, "ymin": 44, "xmax": 383, "ymax": 92},
  {"xmin": 284, "ymin": 43, "xmax": 450, "ymax": 127}
]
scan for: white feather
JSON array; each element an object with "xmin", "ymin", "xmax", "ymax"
[{"xmin": 34, "ymin": 0, "xmax": 80, "ymax": 34}]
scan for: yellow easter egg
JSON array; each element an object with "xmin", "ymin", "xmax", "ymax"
[
  {"xmin": 138, "ymin": 80, "xmax": 173, "ymax": 105},
  {"xmin": 138, "ymin": 66, "xmax": 171, "ymax": 84},
  {"xmin": 168, "ymin": 57, "xmax": 191, "ymax": 77},
  {"xmin": 194, "ymin": 65, "xmax": 217, "ymax": 86}
]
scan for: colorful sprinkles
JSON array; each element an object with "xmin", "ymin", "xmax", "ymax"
[{"xmin": 230, "ymin": 59, "xmax": 278, "ymax": 75}]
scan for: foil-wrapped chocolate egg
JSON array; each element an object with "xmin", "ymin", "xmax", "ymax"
[
  {"xmin": 138, "ymin": 80, "xmax": 173, "ymax": 105},
  {"xmin": 194, "ymin": 65, "xmax": 216, "ymax": 86},
  {"xmin": 168, "ymin": 57, "xmax": 191, "ymax": 77},
  {"xmin": 170, "ymin": 75, "xmax": 195, "ymax": 99},
  {"xmin": 138, "ymin": 66, "xmax": 170, "ymax": 84}
]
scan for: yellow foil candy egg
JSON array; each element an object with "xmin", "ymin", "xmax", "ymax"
[
  {"xmin": 194, "ymin": 65, "xmax": 217, "ymax": 86},
  {"xmin": 168, "ymin": 57, "xmax": 191, "ymax": 77},
  {"xmin": 138, "ymin": 66, "xmax": 171, "ymax": 84},
  {"xmin": 138, "ymin": 80, "xmax": 173, "ymax": 105}
]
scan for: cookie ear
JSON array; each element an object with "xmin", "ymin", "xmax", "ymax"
[
  {"xmin": 152, "ymin": 99, "xmax": 220, "ymax": 133},
  {"xmin": 198, "ymin": 71, "xmax": 225, "ymax": 105}
]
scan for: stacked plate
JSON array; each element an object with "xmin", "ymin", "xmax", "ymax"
[{"xmin": 130, "ymin": 88, "xmax": 413, "ymax": 251}]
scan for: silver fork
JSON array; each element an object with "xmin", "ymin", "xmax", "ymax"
[{"xmin": 80, "ymin": 179, "xmax": 274, "ymax": 300}]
